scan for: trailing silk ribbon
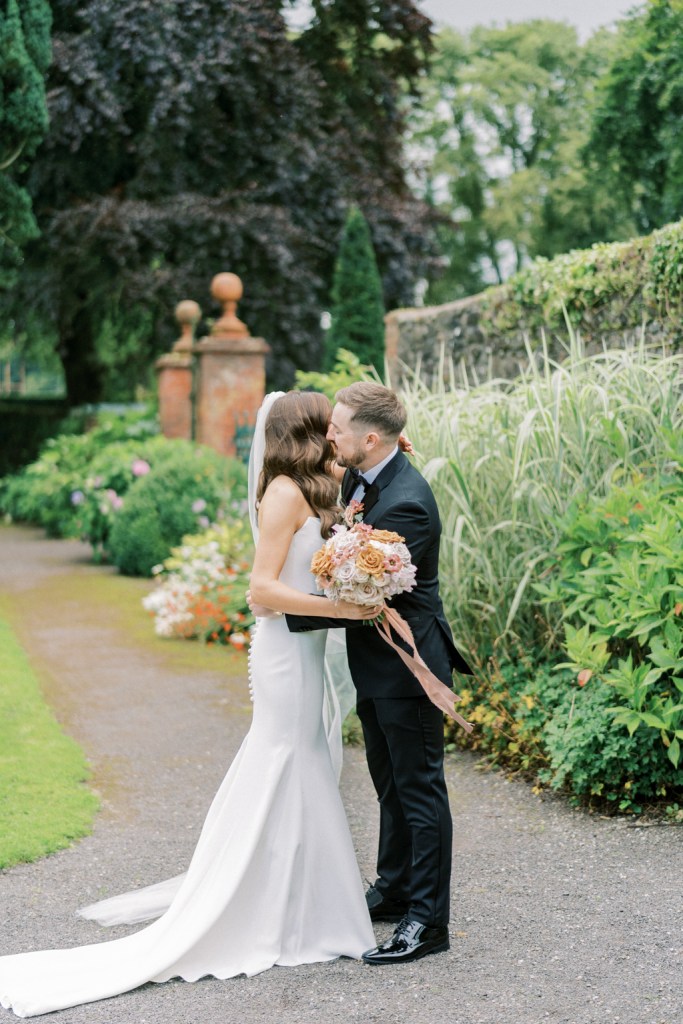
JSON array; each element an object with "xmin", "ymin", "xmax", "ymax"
[{"xmin": 375, "ymin": 606, "xmax": 473, "ymax": 733}]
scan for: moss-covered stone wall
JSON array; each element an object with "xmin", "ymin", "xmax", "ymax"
[{"xmin": 386, "ymin": 220, "xmax": 683, "ymax": 383}]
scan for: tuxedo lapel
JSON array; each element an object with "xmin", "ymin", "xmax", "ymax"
[{"xmin": 341, "ymin": 469, "xmax": 355, "ymax": 506}]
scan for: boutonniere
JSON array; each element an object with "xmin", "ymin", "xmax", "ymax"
[{"xmin": 344, "ymin": 499, "xmax": 364, "ymax": 527}]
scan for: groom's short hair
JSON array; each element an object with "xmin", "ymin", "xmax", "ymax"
[{"xmin": 335, "ymin": 382, "xmax": 407, "ymax": 439}]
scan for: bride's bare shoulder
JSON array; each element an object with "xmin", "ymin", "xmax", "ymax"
[{"xmin": 259, "ymin": 475, "xmax": 309, "ymax": 520}]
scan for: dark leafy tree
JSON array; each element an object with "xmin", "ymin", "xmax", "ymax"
[
  {"xmin": 296, "ymin": 0, "xmax": 435, "ymax": 299},
  {"xmin": 0, "ymin": 0, "xmax": 51, "ymax": 287},
  {"xmin": 6, "ymin": 0, "xmax": 434, "ymax": 404},
  {"xmin": 588, "ymin": 0, "xmax": 683, "ymax": 232},
  {"xmin": 325, "ymin": 206, "xmax": 385, "ymax": 370}
]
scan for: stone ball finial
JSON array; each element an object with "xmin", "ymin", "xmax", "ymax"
[
  {"xmin": 210, "ymin": 272, "xmax": 248, "ymax": 338},
  {"xmin": 176, "ymin": 299, "xmax": 201, "ymax": 325},
  {"xmin": 211, "ymin": 272, "xmax": 243, "ymax": 305},
  {"xmin": 173, "ymin": 299, "xmax": 201, "ymax": 352}
]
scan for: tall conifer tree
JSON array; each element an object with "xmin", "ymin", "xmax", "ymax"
[
  {"xmin": 325, "ymin": 206, "xmax": 385, "ymax": 371},
  {"xmin": 0, "ymin": 0, "xmax": 51, "ymax": 286}
]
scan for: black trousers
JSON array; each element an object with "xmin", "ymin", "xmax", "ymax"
[{"xmin": 356, "ymin": 695, "xmax": 452, "ymax": 927}]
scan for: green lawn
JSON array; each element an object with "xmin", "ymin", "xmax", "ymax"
[{"xmin": 0, "ymin": 615, "xmax": 98, "ymax": 868}]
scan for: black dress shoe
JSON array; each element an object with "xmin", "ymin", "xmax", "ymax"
[
  {"xmin": 365, "ymin": 884, "xmax": 410, "ymax": 923},
  {"xmin": 362, "ymin": 916, "xmax": 449, "ymax": 964}
]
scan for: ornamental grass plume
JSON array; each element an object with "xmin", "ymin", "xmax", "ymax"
[{"xmin": 400, "ymin": 331, "xmax": 683, "ymax": 664}]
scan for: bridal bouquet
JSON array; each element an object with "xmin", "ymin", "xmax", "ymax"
[
  {"xmin": 310, "ymin": 514, "xmax": 417, "ymax": 608},
  {"xmin": 310, "ymin": 506, "xmax": 472, "ymax": 733}
]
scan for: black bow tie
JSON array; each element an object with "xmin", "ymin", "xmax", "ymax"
[{"xmin": 349, "ymin": 467, "xmax": 370, "ymax": 490}]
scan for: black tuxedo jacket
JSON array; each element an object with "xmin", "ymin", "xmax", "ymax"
[{"xmin": 286, "ymin": 450, "xmax": 473, "ymax": 700}]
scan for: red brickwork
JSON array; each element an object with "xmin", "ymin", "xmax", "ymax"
[
  {"xmin": 194, "ymin": 337, "xmax": 269, "ymax": 457},
  {"xmin": 156, "ymin": 354, "xmax": 193, "ymax": 440}
]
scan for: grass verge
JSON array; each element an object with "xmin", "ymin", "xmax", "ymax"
[{"xmin": 0, "ymin": 614, "xmax": 98, "ymax": 869}]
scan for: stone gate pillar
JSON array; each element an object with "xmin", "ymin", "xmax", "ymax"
[
  {"xmin": 156, "ymin": 299, "xmax": 201, "ymax": 440},
  {"xmin": 194, "ymin": 273, "xmax": 269, "ymax": 457}
]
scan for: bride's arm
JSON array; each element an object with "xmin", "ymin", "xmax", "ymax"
[{"xmin": 249, "ymin": 478, "xmax": 378, "ymax": 620}]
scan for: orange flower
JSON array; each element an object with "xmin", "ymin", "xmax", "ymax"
[
  {"xmin": 577, "ymin": 669, "xmax": 592, "ymax": 687},
  {"xmin": 369, "ymin": 529, "xmax": 405, "ymax": 544},
  {"xmin": 311, "ymin": 547, "xmax": 335, "ymax": 577},
  {"xmin": 356, "ymin": 545, "xmax": 386, "ymax": 577}
]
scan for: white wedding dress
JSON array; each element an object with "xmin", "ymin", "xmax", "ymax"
[{"xmin": 0, "ymin": 516, "xmax": 374, "ymax": 1018}]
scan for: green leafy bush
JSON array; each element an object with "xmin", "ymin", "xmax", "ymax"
[
  {"xmin": 447, "ymin": 653, "xmax": 568, "ymax": 777},
  {"xmin": 479, "ymin": 217, "xmax": 683, "ymax": 340},
  {"xmin": 648, "ymin": 221, "xmax": 683, "ymax": 318},
  {"xmin": 0, "ymin": 406, "xmax": 159, "ymax": 538},
  {"xmin": 68, "ymin": 434, "xmax": 205, "ymax": 559},
  {"xmin": 108, "ymin": 444, "xmax": 246, "ymax": 576},
  {"xmin": 0, "ymin": 410, "xmax": 248, "ymax": 576},
  {"xmin": 538, "ymin": 679, "xmax": 681, "ymax": 812},
  {"xmin": 295, "ymin": 348, "xmax": 375, "ymax": 401},
  {"xmin": 533, "ymin": 465, "xmax": 683, "ymax": 805},
  {"xmin": 1, "ymin": 432, "xmax": 98, "ymax": 537}
]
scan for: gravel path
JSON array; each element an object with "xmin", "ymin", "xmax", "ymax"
[{"xmin": 0, "ymin": 523, "xmax": 681, "ymax": 1024}]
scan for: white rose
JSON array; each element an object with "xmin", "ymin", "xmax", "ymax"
[{"xmin": 335, "ymin": 561, "xmax": 357, "ymax": 583}]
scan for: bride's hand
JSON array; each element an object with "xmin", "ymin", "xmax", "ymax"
[
  {"xmin": 333, "ymin": 600, "xmax": 383, "ymax": 620},
  {"xmin": 246, "ymin": 589, "xmax": 280, "ymax": 619}
]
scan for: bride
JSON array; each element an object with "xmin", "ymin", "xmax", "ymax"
[{"xmin": 0, "ymin": 391, "xmax": 378, "ymax": 1018}]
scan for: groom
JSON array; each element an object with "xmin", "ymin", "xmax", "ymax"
[{"xmin": 288, "ymin": 381, "xmax": 472, "ymax": 965}]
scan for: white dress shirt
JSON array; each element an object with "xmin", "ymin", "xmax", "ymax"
[{"xmin": 350, "ymin": 446, "xmax": 399, "ymax": 503}]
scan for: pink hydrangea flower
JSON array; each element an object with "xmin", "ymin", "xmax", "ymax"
[
  {"xmin": 131, "ymin": 459, "xmax": 151, "ymax": 477},
  {"xmin": 106, "ymin": 489, "xmax": 124, "ymax": 511}
]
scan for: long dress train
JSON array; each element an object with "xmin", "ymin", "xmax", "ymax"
[{"xmin": 0, "ymin": 518, "xmax": 374, "ymax": 1018}]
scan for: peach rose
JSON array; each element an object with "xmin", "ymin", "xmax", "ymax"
[
  {"xmin": 356, "ymin": 545, "xmax": 387, "ymax": 577},
  {"xmin": 311, "ymin": 548, "xmax": 335, "ymax": 578},
  {"xmin": 369, "ymin": 529, "xmax": 405, "ymax": 544}
]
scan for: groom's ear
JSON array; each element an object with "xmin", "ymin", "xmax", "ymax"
[{"xmin": 364, "ymin": 430, "xmax": 381, "ymax": 451}]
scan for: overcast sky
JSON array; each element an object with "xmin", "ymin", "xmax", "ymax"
[
  {"xmin": 420, "ymin": 0, "xmax": 637, "ymax": 38},
  {"xmin": 287, "ymin": 1, "xmax": 639, "ymax": 39}
]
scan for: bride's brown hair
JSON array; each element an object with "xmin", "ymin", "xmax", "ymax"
[{"xmin": 256, "ymin": 391, "xmax": 340, "ymax": 538}]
